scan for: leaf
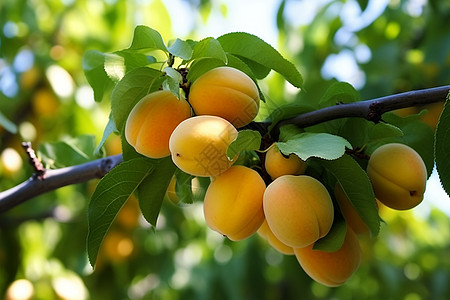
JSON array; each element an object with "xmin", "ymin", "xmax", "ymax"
[
  {"xmin": 114, "ymin": 50, "xmax": 157, "ymax": 72},
  {"xmin": 319, "ymin": 81, "xmax": 360, "ymax": 107},
  {"xmin": 0, "ymin": 110, "xmax": 17, "ymax": 134},
  {"xmin": 87, "ymin": 157, "xmax": 154, "ymax": 267},
  {"xmin": 162, "ymin": 67, "xmax": 182, "ymax": 97},
  {"xmin": 110, "ymin": 67, "xmax": 163, "ymax": 132},
  {"xmin": 227, "ymin": 130, "xmax": 262, "ymax": 160},
  {"xmin": 317, "ymin": 155, "xmax": 380, "ymax": 236},
  {"xmin": 277, "ymin": 132, "xmax": 352, "ymax": 161},
  {"xmin": 174, "ymin": 170, "xmax": 195, "ymax": 204},
  {"xmin": 191, "ymin": 37, "xmax": 227, "ymax": 63},
  {"xmin": 38, "ymin": 135, "xmax": 97, "ymax": 168},
  {"xmin": 167, "ymin": 38, "xmax": 193, "ymax": 60},
  {"xmin": 217, "ymin": 32, "xmax": 303, "ymax": 88},
  {"xmin": 186, "ymin": 58, "xmax": 225, "ymax": 83},
  {"xmin": 94, "ymin": 116, "xmax": 117, "ymax": 157},
  {"xmin": 128, "ymin": 25, "xmax": 168, "ymax": 52},
  {"xmin": 368, "ymin": 122, "xmax": 403, "ymax": 140},
  {"xmin": 313, "ymin": 220, "xmax": 347, "ymax": 252},
  {"xmin": 82, "ymin": 50, "xmax": 113, "ymax": 102},
  {"xmin": 266, "ymin": 102, "xmax": 316, "ymax": 132},
  {"xmin": 233, "ymin": 55, "xmax": 271, "ymax": 79},
  {"xmin": 435, "ymin": 96, "xmax": 450, "ymax": 196},
  {"xmin": 136, "ymin": 156, "xmax": 177, "ymax": 226}
]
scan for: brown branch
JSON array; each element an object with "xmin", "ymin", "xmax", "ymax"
[
  {"xmin": 0, "ymin": 85, "xmax": 448, "ymax": 213},
  {"xmin": 0, "ymin": 154, "xmax": 123, "ymax": 213}
]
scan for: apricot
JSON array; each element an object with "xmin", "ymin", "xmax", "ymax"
[
  {"xmin": 294, "ymin": 227, "xmax": 361, "ymax": 287},
  {"xmin": 257, "ymin": 219, "xmax": 294, "ymax": 255},
  {"xmin": 169, "ymin": 115, "xmax": 238, "ymax": 177},
  {"xmin": 125, "ymin": 90, "xmax": 191, "ymax": 159},
  {"xmin": 367, "ymin": 143, "xmax": 427, "ymax": 210},
  {"xmin": 264, "ymin": 143, "xmax": 306, "ymax": 179},
  {"xmin": 203, "ymin": 165, "xmax": 265, "ymax": 241},
  {"xmin": 263, "ymin": 175, "xmax": 334, "ymax": 248},
  {"xmin": 188, "ymin": 66, "xmax": 260, "ymax": 128},
  {"xmin": 334, "ymin": 184, "xmax": 370, "ymax": 235}
]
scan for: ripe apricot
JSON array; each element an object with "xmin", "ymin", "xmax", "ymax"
[
  {"xmin": 294, "ymin": 227, "xmax": 361, "ymax": 287},
  {"xmin": 188, "ymin": 66, "xmax": 260, "ymax": 128},
  {"xmin": 257, "ymin": 219, "xmax": 294, "ymax": 255},
  {"xmin": 263, "ymin": 175, "xmax": 334, "ymax": 248},
  {"xmin": 367, "ymin": 143, "xmax": 427, "ymax": 210},
  {"xmin": 264, "ymin": 143, "xmax": 306, "ymax": 179},
  {"xmin": 125, "ymin": 90, "xmax": 191, "ymax": 159},
  {"xmin": 169, "ymin": 115, "xmax": 238, "ymax": 177},
  {"xmin": 334, "ymin": 184, "xmax": 371, "ymax": 235},
  {"xmin": 203, "ymin": 166, "xmax": 265, "ymax": 241}
]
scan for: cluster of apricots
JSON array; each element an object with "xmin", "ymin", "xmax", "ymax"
[{"xmin": 124, "ymin": 66, "xmax": 428, "ymax": 287}]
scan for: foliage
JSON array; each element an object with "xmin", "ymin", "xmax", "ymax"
[{"xmin": 0, "ymin": 0, "xmax": 450, "ymax": 299}]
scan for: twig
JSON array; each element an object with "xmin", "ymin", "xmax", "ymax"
[
  {"xmin": 0, "ymin": 154, "xmax": 123, "ymax": 213},
  {"xmin": 22, "ymin": 142, "xmax": 46, "ymax": 180}
]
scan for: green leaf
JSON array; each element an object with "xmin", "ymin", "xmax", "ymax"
[
  {"xmin": 136, "ymin": 156, "xmax": 177, "ymax": 226},
  {"xmin": 233, "ymin": 55, "xmax": 271, "ymax": 79},
  {"xmin": 227, "ymin": 130, "xmax": 262, "ymax": 160},
  {"xmin": 313, "ymin": 220, "xmax": 347, "ymax": 252},
  {"xmin": 82, "ymin": 50, "xmax": 113, "ymax": 102},
  {"xmin": 191, "ymin": 37, "xmax": 227, "ymax": 63},
  {"xmin": 0, "ymin": 111, "xmax": 17, "ymax": 134},
  {"xmin": 317, "ymin": 155, "xmax": 380, "ymax": 236},
  {"xmin": 94, "ymin": 116, "xmax": 117, "ymax": 157},
  {"xmin": 186, "ymin": 58, "xmax": 225, "ymax": 83},
  {"xmin": 110, "ymin": 67, "xmax": 163, "ymax": 132},
  {"xmin": 368, "ymin": 122, "xmax": 403, "ymax": 140},
  {"xmin": 87, "ymin": 157, "xmax": 154, "ymax": 267},
  {"xmin": 266, "ymin": 102, "xmax": 316, "ymax": 132},
  {"xmin": 167, "ymin": 38, "xmax": 193, "ymax": 60},
  {"xmin": 278, "ymin": 124, "xmax": 304, "ymax": 142},
  {"xmin": 162, "ymin": 67, "xmax": 182, "ymax": 97},
  {"xmin": 217, "ymin": 32, "xmax": 303, "ymax": 88},
  {"xmin": 277, "ymin": 132, "xmax": 352, "ymax": 161},
  {"xmin": 174, "ymin": 170, "xmax": 195, "ymax": 204},
  {"xmin": 38, "ymin": 135, "xmax": 97, "ymax": 168},
  {"xmin": 319, "ymin": 81, "xmax": 360, "ymax": 107},
  {"xmin": 435, "ymin": 96, "xmax": 450, "ymax": 196},
  {"xmin": 114, "ymin": 50, "xmax": 157, "ymax": 72},
  {"xmin": 128, "ymin": 25, "xmax": 168, "ymax": 52}
]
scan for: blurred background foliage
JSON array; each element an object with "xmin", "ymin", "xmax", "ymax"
[{"xmin": 0, "ymin": 0, "xmax": 450, "ymax": 299}]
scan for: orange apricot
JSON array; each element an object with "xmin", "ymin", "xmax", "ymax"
[
  {"xmin": 257, "ymin": 219, "xmax": 294, "ymax": 255},
  {"xmin": 263, "ymin": 175, "xmax": 334, "ymax": 248},
  {"xmin": 367, "ymin": 143, "xmax": 427, "ymax": 210},
  {"xmin": 294, "ymin": 227, "xmax": 361, "ymax": 287},
  {"xmin": 188, "ymin": 66, "xmax": 260, "ymax": 128},
  {"xmin": 203, "ymin": 166, "xmax": 265, "ymax": 241},
  {"xmin": 264, "ymin": 143, "xmax": 306, "ymax": 179},
  {"xmin": 125, "ymin": 90, "xmax": 191, "ymax": 159},
  {"xmin": 169, "ymin": 115, "xmax": 238, "ymax": 177}
]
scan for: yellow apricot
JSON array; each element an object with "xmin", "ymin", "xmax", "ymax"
[
  {"xmin": 188, "ymin": 66, "xmax": 260, "ymax": 128},
  {"xmin": 263, "ymin": 175, "xmax": 334, "ymax": 248},
  {"xmin": 125, "ymin": 90, "xmax": 191, "ymax": 159},
  {"xmin": 367, "ymin": 143, "xmax": 427, "ymax": 210},
  {"xmin": 334, "ymin": 184, "xmax": 371, "ymax": 235},
  {"xmin": 294, "ymin": 227, "xmax": 361, "ymax": 287},
  {"xmin": 203, "ymin": 166, "xmax": 265, "ymax": 241},
  {"xmin": 165, "ymin": 176, "xmax": 179, "ymax": 205},
  {"xmin": 264, "ymin": 143, "xmax": 306, "ymax": 179},
  {"xmin": 169, "ymin": 115, "xmax": 238, "ymax": 177},
  {"xmin": 257, "ymin": 219, "xmax": 294, "ymax": 255}
]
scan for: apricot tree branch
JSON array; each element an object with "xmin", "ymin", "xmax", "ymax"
[
  {"xmin": 0, "ymin": 85, "xmax": 448, "ymax": 213},
  {"xmin": 0, "ymin": 154, "xmax": 123, "ymax": 213},
  {"xmin": 275, "ymin": 85, "xmax": 450, "ymax": 134}
]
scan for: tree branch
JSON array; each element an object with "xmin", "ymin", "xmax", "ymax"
[
  {"xmin": 0, "ymin": 85, "xmax": 448, "ymax": 213},
  {"xmin": 276, "ymin": 85, "xmax": 450, "ymax": 132},
  {"xmin": 0, "ymin": 154, "xmax": 123, "ymax": 213}
]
